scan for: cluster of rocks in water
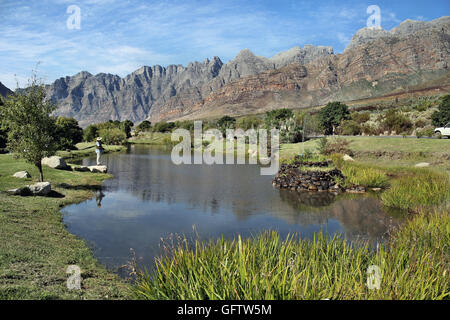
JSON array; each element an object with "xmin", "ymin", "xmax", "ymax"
[
  {"xmin": 41, "ymin": 156, "xmax": 108, "ymax": 173},
  {"xmin": 272, "ymin": 156, "xmax": 366, "ymax": 193},
  {"xmin": 7, "ymin": 156, "xmax": 108, "ymax": 197}
]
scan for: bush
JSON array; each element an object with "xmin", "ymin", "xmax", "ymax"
[
  {"xmin": 414, "ymin": 119, "xmax": 427, "ymax": 128},
  {"xmin": 83, "ymin": 124, "xmax": 99, "ymax": 142},
  {"xmin": 153, "ymin": 121, "xmax": 175, "ymax": 133},
  {"xmin": 431, "ymin": 94, "xmax": 450, "ymax": 127},
  {"xmin": 381, "ymin": 110, "xmax": 412, "ymax": 134},
  {"xmin": 322, "ymin": 137, "xmax": 353, "ymax": 156},
  {"xmin": 361, "ymin": 123, "xmax": 382, "ymax": 136},
  {"xmin": 236, "ymin": 116, "xmax": 262, "ymax": 130},
  {"xmin": 55, "ymin": 116, "xmax": 83, "ymax": 150},
  {"xmin": 98, "ymin": 127, "xmax": 127, "ymax": 145},
  {"xmin": 120, "ymin": 119, "xmax": 134, "ymax": 138},
  {"xmin": 338, "ymin": 119, "xmax": 361, "ymax": 135},
  {"xmin": 317, "ymin": 137, "xmax": 329, "ymax": 155},
  {"xmin": 136, "ymin": 120, "xmax": 152, "ymax": 132},
  {"xmin": 351, "ymin": 112, "xmax": 370, "ymax": 124}
]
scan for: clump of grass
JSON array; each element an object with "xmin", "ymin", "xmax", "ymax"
[
  {"xmin": 381, "ymin": 171, "xmax": 450, "ymax": 212},
  {"xmin": 341, "ymin": 165, "xmax": 389, "ymax": 189},
  {"xmin": 134, "ymin": 212, "xmax": 449, "ymax": 300},
  {"xmin": 330, "ymin": 155, "xmax": 389, "ymax": 189}
]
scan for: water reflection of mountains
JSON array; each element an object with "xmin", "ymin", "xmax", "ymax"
[{"xmin": 84, "ymin": 146, "xmax": 401, "ymax": 243}]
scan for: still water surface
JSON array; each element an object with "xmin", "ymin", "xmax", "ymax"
[{"xmin": 62, "ymin": 145, "xmax": 401, "ymax": 274}]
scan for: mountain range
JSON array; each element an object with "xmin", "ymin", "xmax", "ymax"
[{"xmin": 3, "ymin": 16, "xmax": 450, "ymax": 126}]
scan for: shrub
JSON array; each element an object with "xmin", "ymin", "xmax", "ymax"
[
  {"xmin": 55, "ymin": 116, "xmax": 83, "ymax": 150},
  {"xmin": 83, "ymin": 124, "xmax": 98, "ymax": 142},
  {"xmin": 414, "ymin": 119, "xmax": 427, "ymax": 128},
  {"xmin": 431, "ymin": 94, "xmax": 450, "ymax": 127},
  {"xmin": 351, "ymin": 112, "xmax": 370, "ymax": 124},
  {"xmin": 381, "ymin": 110, "xmax": 412, "ymax": 134},
  {"xmin": 120, "ymin": 119, "xmax": 134, "ymax": 138},
  {"xmin": 136, "ymin": 120, "xmax": 152, "ymax": 132},
  {"xmin": 361, "ymin": 123, "xmax": 382, "ymax": 136},
  {"xmin": 153, "ymin": 121, "xmax": 175, "ymax": 133},
  {"xmin": 98, "ymin": 127, "xmax": 127, "ymax": 145},
  {"xmin": 317, "ymin": 137, "xmax": 329, "ymax": 155},
  {"xmin": 338, "ymin": 119, "xmax": 361, "ymax": 136},
  {"xmin": 322, "ymin": 137, "xmax": 353, "ymax": 156},
  {"xmin": 236, "ymin": 116, "xmax": 262, "ymax": 130}
]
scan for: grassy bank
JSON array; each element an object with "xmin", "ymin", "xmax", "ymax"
[
  {"xmin": 0, "ymin": 154, "xmax": 131, "ymax": 299},
  {"xmin": 128, "ymin": 132, "xmax": 171, "ymax": 145},
  {"xmin": 134, "ymin": 211, "xmax": 449, "ymax": 300},
  {"xmin": 134, "ymin": 135, "xmax": 449, "ymax": 300},
  {"xmin": 56, "ymin": 142, "xmax": 126, "ymax": 160},
  {"xmin": 281, "ymin": 136, "xmax": 450, "ymax": 164}
]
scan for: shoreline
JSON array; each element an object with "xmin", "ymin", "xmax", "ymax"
[{"xmin": 0, "ymin": 153, "xmax": 132, "ymax": 299}]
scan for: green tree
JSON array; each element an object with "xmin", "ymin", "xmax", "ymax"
[
  {"xmin": 83, "ymin": 124, "xmax": 98, "ymax": 142},
  {"xmin": 264, "ymin": 108, "xmax": 294, "ymax": 129},
  {"xmin": 216, "ymin": 116, "xmax": 236, "ymax": 136},
  {"xmin": 432, "ymin": 95, "xmax": 450, "ymax": 127},
  {"xmin": 120, "ymin": 119, "xmax": 134, "ymax": 138},
  {"xmin": 0, "ymin": 97, "xmax": 7, "ymax": 150},
  {"xmin": 55, "ymin": 116, "xmax": 83, "ymax": 150},
  {"xmin": 0, "ymin": 78, "xmax": 58, "ymax": 182},
  {"xmin": 236, "ymin": 115, "xmax": 262, "ymax": 130},
  {"xmin": 136, "ymin": 120, "xmax": 152, "ymax": 132},
  {"xmin": 318, "ymin": 102, "xmax": 350, "ymax": 135}
]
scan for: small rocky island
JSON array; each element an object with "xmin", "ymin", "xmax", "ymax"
[{"xmin": 272, "ymin": 156, "xmax": 365, "ymax": 193}]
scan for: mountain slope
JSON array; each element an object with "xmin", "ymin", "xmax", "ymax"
[{"xmin": 45, "ymin": 16, "xmax": 450, "ymax": 126}]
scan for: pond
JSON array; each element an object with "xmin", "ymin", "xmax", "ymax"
[{"xmin": 62, "ymin": 145, "xmax": 402, "ymax": 276}]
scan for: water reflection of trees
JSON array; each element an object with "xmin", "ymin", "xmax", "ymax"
[
  {"xmin": 86, "ymin": 147, "xmax": 401, "ymax": 243},
  {"xmin": 278, "ymin": 190, "xmax": 401, "ymax": 242}
]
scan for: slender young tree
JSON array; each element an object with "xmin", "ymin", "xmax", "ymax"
[{"xmin": 0, "ymin": 76, "xmax": 58, "ymax": 182}]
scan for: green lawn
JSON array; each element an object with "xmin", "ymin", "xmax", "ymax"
[
  {"xmin": 0, "ymin": 154, "xmax": 131, "ymax": 299},
  {"xmin": 56, "ymin": 142, "xmax": 126, "ymax": 160},
  {"xmin": 128, "ymin": 132, "xmax": 171, "ymax": 145},
  {"xmin": 281, "ymin": 136, "xmax": 450, "ymax": 166}
]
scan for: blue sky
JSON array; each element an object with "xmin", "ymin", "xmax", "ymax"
[{"xmin": 0, "ymin": 0, "xmax": 448, "ymax": 89}]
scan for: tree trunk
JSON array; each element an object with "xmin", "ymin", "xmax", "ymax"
[{"xmin": 36, "ymin": 161, "xmax": 44, "ymax": 182}]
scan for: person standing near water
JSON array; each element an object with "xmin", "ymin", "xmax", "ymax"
[{"xmin": 96, "ymin": 137, "xmax": 104, "ymax": 165}]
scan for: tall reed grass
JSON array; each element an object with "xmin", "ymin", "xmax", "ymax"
[
  {"xmin": 381, "ymin": 171, "xmax": 450, "ymax": 212},
  {"xmin": 134, "ymin": 211, "xmax": 449, "ymax": 300}
]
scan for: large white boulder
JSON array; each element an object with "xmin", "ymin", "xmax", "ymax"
[
  {"xmin": 28, "ymin": 182, "xmax": 51, "ymax": 196},
  {"xmin": 415, "ymin": 162, "xmax": 430, "ymax": 168},
  {"xmin": 42, "ymin": 156, "xmax": 68, "ymax": 169},
  {"xmin": 343, "ymin": 154, "xmax": 355, "ymax": 162},
  {"xmin": 13, "ymin": 171, "xmax": 31, "ymax": 178},
  {"xmin": 88, "ymin": 165, "xmax": 108, "ymax": 173}
]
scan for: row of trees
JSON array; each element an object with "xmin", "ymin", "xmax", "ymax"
[
  {"xmin": 0, "ymin": 77, "xmax": 136, "ymax": 181},
  {"xmin": 83, "ymin": 120, "xmax": 134, "ymax": 145}
]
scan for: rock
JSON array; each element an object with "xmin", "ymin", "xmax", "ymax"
[
  {"xmin": 28, "ymin": 182, "xmax": 51, "ymax": 196},
  {"xmin": 7, "ymin": 186, "xmax": 31, "ymax": 196},
  {"xmin": 13, "ymin": 171, "xmax": 31, "ymax": 178},
  {"xmin": 88, "ymin": 165, "xmax": 108, "ymax": 173},
  {"xmin": 415, "ymin": 162, "xmax": 430, "ymax": 168},
  {"xmin": 42, "ymin": 156, "xmax": 68, "ymax": 169},
  {"xmin": 343, "ymin": 154, "xmax": 355, "ymax": 162}
]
